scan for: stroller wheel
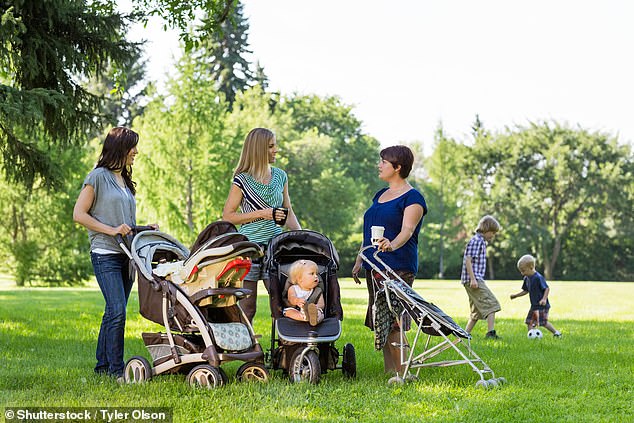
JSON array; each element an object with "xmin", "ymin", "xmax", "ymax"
[
  {"xmin": 236, "ymin": 363, "xmax": 270, "ymax": 383},
  {"xmin": 289, "ymin": 349, "xmax": 321, "ymax": 384},
  {"xmin": 342, "ymin": 343, "xmax": 356, "ymax": 379},
  {"xmin": 123, "ymin": 356, "xmax": 152, "ymax": 384},
  {"xmin": 475, "ymin": 379, "xmax": 491, "ymax": 389},
  {"xmin": 187, "ymin": 364, "xmax": 224, "ymax": 389},
  {"xmin": 387, "ymin": 375, "xmax": 405, "ymax": 385},
  {"xmin": 218, "ymin": 367, "xmax": 229, "ymax": 385}
]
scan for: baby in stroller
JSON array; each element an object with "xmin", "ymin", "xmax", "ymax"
[
  {"xmin": 266, "ymin": 230, "xmax": 356, "ymax": 384},
  {"xmin": 283, "ymin": 259, "xmax": 325, "ymax": 326}
]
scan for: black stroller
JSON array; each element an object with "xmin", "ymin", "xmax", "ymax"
[
  {"xmin": 265, "ymin": 230, "xmax": 356, "ymax": 384},
  {"xmin": 119, "ymin": 222, "xmax": 270, "ymax": 388},
  {"xmin": 358, "ymin": 246, "xmax": 506, "ymax": 388}
]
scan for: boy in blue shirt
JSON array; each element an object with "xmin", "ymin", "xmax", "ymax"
[{"xmin": 510, "ymin": 254, "xmax": 562, "ymax": 337}]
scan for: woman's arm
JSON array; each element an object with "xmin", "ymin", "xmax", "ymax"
[
  {"xmin": 282, "ymin": 182, "xmax": 302, "ymax": 230},
  {"xmin": 376, "ymin": 203, "xmax": 425, "ymax": 252},
  {"xmin": 222, "ymin": 184, "xmax": 274, "ymax": 224},
  {"xmin": 73, "ymin": 185, "xmax": 132, "ymax": 236}
]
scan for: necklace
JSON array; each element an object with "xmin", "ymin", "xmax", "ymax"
[{"xmin": 388, "ymin": 184, "xmax": 410, "ymax": 194}]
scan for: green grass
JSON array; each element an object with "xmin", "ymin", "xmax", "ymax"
[{"xmin": 1, "ymin": 278, "xmax": 633, "ymax": 422}]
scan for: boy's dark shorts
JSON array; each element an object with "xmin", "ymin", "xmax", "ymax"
[{"xmin": 525, "ymin": 307, "xmax": 550, "ymax": 327}]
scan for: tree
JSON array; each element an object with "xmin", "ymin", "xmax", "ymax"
[
  {"xmin": 0, "ymin": 1, "xmax": 141, "ymax": 188},
  {"xmin": 0, "ymin": 141, "xmax": 96, "ymax": 285},
  {"xmin": 276, "ymin": 94, "xmax": 380, "ymax": 273},
  {"xmin": 420, "ymin": 124, "xmax": 468, "ymax": 278},
  {"xmin": 196, "ymin": 2, "xmax": 256, "ymax": 108},
  {"xmin": 131, "ymin": 0, "xmax": 238, "ymax": 51},
  {"xmin": 466, "ymin": 122, "xmax": 634, "ymax": 280},
  {"xmin": 133, "ymin": 52, "xmax": 229, "ymax": 244}
]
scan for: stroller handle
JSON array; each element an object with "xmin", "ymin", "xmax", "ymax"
[
  {"xmin": 357, "ymin": 245, "xmax": 407, "ymax": 285},
  {"xmin": 115, "ymin": 225, "xmax": 155, "ymax": 258}
]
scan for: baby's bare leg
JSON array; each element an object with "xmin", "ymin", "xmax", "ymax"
[{"xmin": 284, "ymin": 309, "xmax": 306, "ymax": 321}]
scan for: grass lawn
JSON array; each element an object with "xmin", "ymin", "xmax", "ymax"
[{"xmin": 1, "ymin": 276, "xmax": 632, "ymax": 422}]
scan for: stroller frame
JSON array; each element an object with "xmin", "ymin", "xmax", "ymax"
[
  {"xmin": 265, "ymin": 230, "xmax": 356, "ymax": 384},
  {"xmin": 118, "ymin": 225, "xmax": 269, "ymax": 388},
  {"xmin": 359, "ymin": 246, "xmax": 504, "ymax": 388}
]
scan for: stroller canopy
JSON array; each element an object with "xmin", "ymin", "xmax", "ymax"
[
  {"xmin": 265, "ymin": 230, "xmax": 339, "ymax": 269},
  {"xmin": 131, "ymin": 231, "xmax": 190, "ymax": 280}
]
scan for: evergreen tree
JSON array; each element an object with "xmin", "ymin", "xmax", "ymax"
[
  {"xmin": 196, "ymin": 2, "xmax": 255, "ymax": 108},
  {"xmin": 0, "ymin": 0, "xmax": 140, "ymax": 188}
]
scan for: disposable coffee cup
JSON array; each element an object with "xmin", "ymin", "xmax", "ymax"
[{"xmin": 371, "ymin": 225, "xmax": 385, "ymax": 246}]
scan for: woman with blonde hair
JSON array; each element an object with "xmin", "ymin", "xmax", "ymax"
[{"xmin": 222, "ymin": 128, "xmax": 301, "ymax": 322}]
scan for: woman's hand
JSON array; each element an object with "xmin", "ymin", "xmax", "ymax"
[
  {"xmin": 351, "ymin": 262, "xmax": 362, "ymax": 284},
  {"xmin": 376, "ymin": 237, "xmax": 393, "ymax": 252},
  {"xmin": 111, "ymin": 224, "xmax": 132, "ymax": 237},
  {"xmin": 149, "ymin": 223, "xmax": 160, "ymax": 230}
]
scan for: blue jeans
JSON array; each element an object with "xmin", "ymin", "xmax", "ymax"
[{"xmin": 91, "ymin": 252, "xmax": 133, "ymax": 376}]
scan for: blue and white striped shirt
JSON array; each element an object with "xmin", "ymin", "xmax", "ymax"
[{"xmin": 233, "ymin": 167, "xmax": 287, "ymax": 244}]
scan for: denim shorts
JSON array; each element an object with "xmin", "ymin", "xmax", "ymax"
[{"xmin": 244, "ymin": 258, "xmax": 269, "ymax": 282}]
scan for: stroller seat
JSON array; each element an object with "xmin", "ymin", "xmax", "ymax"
[
  {"xmin": 148, "ymin": 235, "xmax": 260, "ymax": 307},
  {"xmin": 276, "ymin": 317, "xmax": 341, "ymax": 343},
  {"xmin": 265, "ymin": 230, "xmax": 355, "ymax": 383}
]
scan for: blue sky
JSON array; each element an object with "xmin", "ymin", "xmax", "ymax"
[{"xmin": 131, "ymin": 0, "xmax": 634, "ymax": 154}]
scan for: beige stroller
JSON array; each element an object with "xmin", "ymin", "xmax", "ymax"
[{"xmin": 119, "ymin": 222, "xmax": 270, "ymax": 388}]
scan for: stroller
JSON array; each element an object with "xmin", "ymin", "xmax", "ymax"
[
  {"xmin": 265, "ymin": 230, "xmax": 356, "ymax": 384},
  {"xmin": 119, "ymin": 221, "xmax": 270, "ymax": 388},
  {"xmin": 358, "ymin": 246, "xmax": 505, "ymax": 388}
]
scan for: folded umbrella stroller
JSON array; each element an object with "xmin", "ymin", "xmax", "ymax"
[{"xmin": 358, "ymin": 246, "xmax": 505, "ymax": 388}]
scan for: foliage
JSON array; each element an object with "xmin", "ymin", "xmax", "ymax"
[
  {"xmin": 0, "ymin": 140, "xmax": 95, "ymax": 286},
  {"xmin": 129, "ymin": 0, "xmax": 238, "ymax": 51},
  {"xmin": 0, "ymin": 0, "xmax": 140, "ymax": 188},
  {"xmin": 465, "ymin": 122, "xmax": 633, "ymax": 280},
  {"xmin": 1, "ymin": 280, "xmax": 633, "ymax": 422},
  {"xmin": 196, "ymin": 2, "xmax": 256, "ymax": 108},
  {"xmin": 85, "ymin": 48, "xmax": 150, "ymax": 130},
  {"xmin": 133, "ymin": 53, "xmax": 229, "ymax": 245}
]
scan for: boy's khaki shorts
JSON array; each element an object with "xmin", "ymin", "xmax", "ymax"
[{"xmin": 463, "ymin": 279, "xmax": 501, "ymax": 320}]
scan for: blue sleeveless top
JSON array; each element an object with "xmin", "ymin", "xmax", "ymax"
[{"xmin": 362, "ymin": 188, "xmax": 427, "ymax": 273}]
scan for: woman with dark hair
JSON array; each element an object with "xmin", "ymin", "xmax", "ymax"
[
  {"xmin": 352, "ymin": 145, "xmax": 427, "ymax": 375},
  {"xmin": 73, "ymin": 127, "xmax": 157, "ymax": 380},
  {"xmin": 222, "ymin": 128, "xmax": 301, "ymax": 322}
]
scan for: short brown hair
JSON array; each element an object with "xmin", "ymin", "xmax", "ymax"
[
  {"xmin": 380, "ymin": 145, "xmax": 414, "ymax": 178},
  {"xmin": 475, "ymin": 215, "xmax": 501, "ymax": 233}
]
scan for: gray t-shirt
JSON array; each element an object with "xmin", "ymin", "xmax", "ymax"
[{"xmin": 83, "ymin": 167, "xmax": 136, "ymax": 253}]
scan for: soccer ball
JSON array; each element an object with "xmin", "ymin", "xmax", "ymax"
[{"xmin": 527, "ymin": 328, "xmax": 543, "ymax": 339}]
